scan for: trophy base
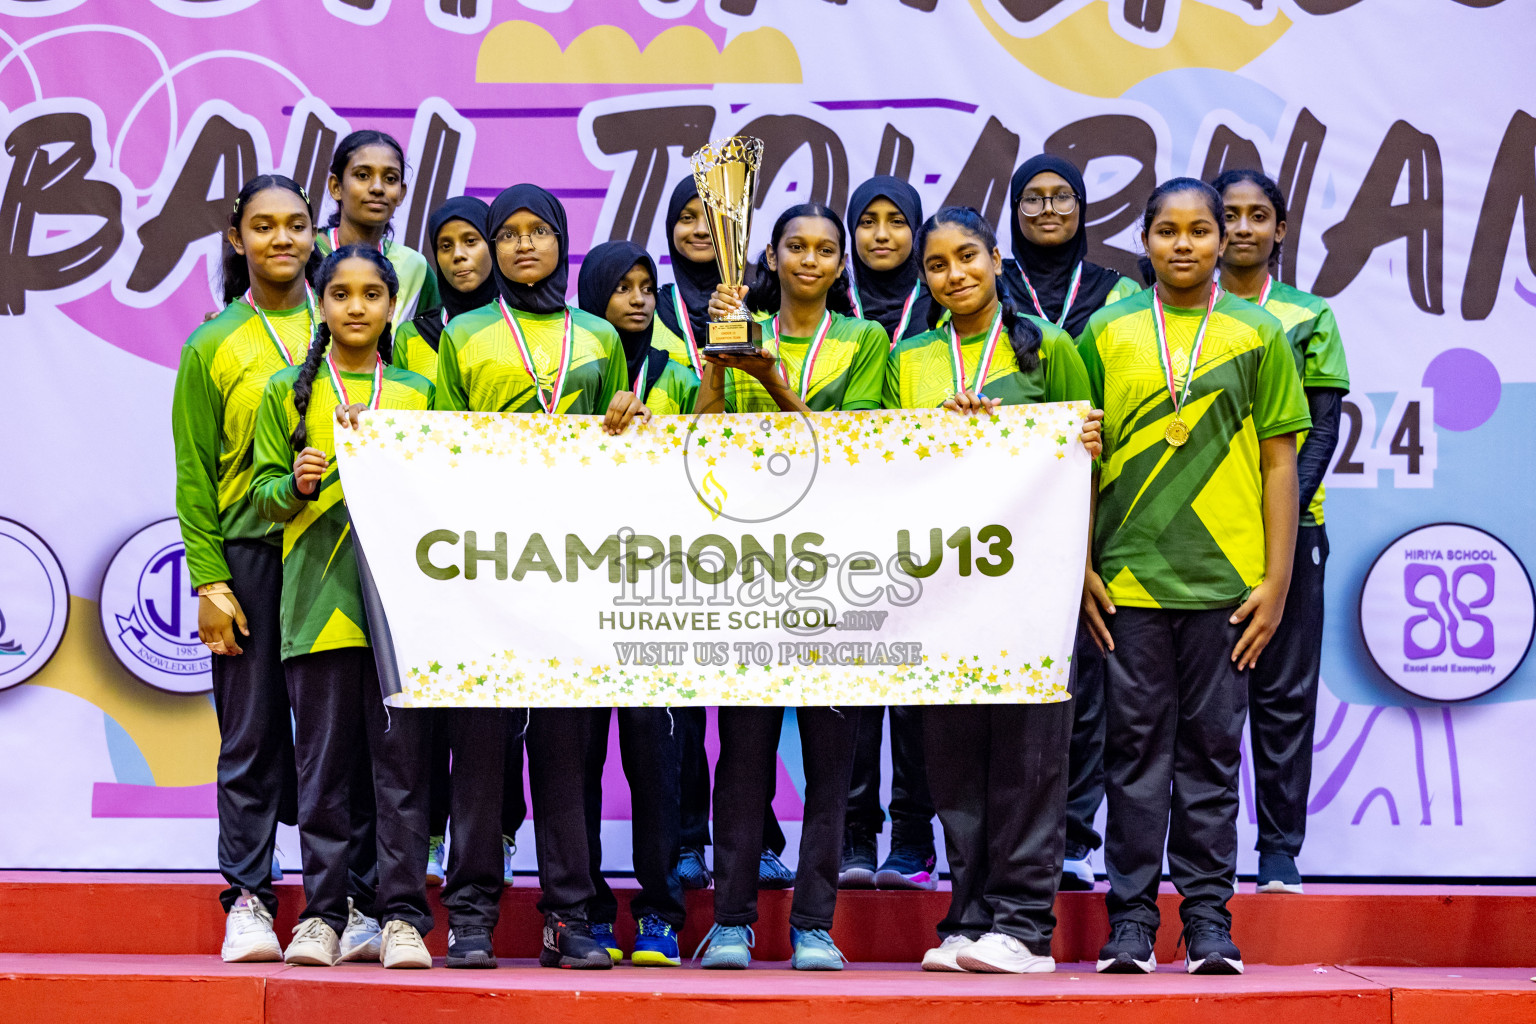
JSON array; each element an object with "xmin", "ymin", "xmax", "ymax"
[{"xmin": 702, "ymin": 318, "xmax": 761, "ymax": 356}]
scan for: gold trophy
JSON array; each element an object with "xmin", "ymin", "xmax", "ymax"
[{"xmin": 690, "ymin": 135, "xmax": 764, "ymax": 354}]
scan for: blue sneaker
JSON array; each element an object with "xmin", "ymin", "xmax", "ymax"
[
  {"xmin": 679, "ymin": 846, "xmax": 713, "ymax": 889},
  {"xmin": 694, "ymin": 923, "xmax": 754, "ymax": 970},
  {"xmin": 632, "ymin": 914, "xmax": 681, "ymax": 967},
  {"xmin": 425, "ymin": 835, "xmax": 446, "ymax": 887},
  {"xmin": 589, "ymin": 921, "xmax": 621, "ymax": 962},
  {"xmin": 790, "ymin": 927, "xmax": 846, "ymax": 971},
  {"xmin": 758, "ymin": 849, "xmax": 794, "ymax": 889}
]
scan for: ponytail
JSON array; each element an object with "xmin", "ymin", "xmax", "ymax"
[
  {"xmin": 289, "ymin": 324, "xmax": 331, "ymax": 453},
  {"xmin": 997, "ymin": 287, "xmax": 1042, "ymax": 372}
]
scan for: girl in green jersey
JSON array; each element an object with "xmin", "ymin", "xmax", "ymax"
[
  {"xmin": 1213, "ymin": 168, "xmax": 1349, "ymax": 896},
  {"xmin": 886, "ymin": 205, "xmax": 1099, "ymax": 975},
  {"xmin": 1079, "ymin": 179, "xmax": 1309, "ymax": 977},
  {"xmin": 318, "ymin": 130, "xmax": 439, "ymax": 324},
  {"xmin": 173, "ymin": 174, "xmax": 317, "ymax": 964},
  {"xmin": 250, "ymin": 245, "xmax": 436, "ymax": 970}
]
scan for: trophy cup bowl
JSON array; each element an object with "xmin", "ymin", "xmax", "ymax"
[{"xmin": 690, "ymin": 135, "xmax": 764, "ymax": 355}]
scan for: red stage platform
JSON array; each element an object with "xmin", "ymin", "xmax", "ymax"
[{"xmin": 2, "ymin": 873, "xmax": 1533, "ymax": 1023}]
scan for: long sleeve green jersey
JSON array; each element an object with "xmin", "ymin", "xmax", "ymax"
[
  {"xmin": 1078, "ymin": 288, "xmax": 1311, "ymax": 611},
  {"xmin": 884, "ymin": 315, "xmax": 1090, "ymax": 410},
  {"xmin": 432, "ymin": 303, "xmax": 626, "ymax": 414},
  {"xmin": 249, "ymin": 361, "xmax": 434, "ymax": 660},
  {"xmin": 723, "ymin": 311, "xmax": 887, "ymax": 413},
  {"xmin": 1259, "ymin": 281, "xmax": 1351, "ymax": 526},
  {"xmin": 172, "ymin": 298, "xmax": 315, "ymax": 588}
]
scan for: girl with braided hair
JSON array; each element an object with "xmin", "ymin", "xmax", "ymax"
[{"xmin": 250, "ymin": 245, "xmax": 436, "ymax": 970}]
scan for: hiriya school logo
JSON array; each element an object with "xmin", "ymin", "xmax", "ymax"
[
  {"xmin": 100, "ymin": 518, "xmax": 212, "ymax": 693},
  {"xmin": 0, "ymin": 518, "xmax": 71, "ymax": 691},
  {"xmin": 1360, "ymin": 523, "xmax": 1536, "ymax": 703}
]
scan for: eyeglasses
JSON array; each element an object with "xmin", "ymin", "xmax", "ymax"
[
  {"xmin": 494, "ymin": 226, "xmax": 559, "ymax": 251},
  {"xmin": 1019, "ymin": 193, "xmax": 1080, "ymax": 216}
]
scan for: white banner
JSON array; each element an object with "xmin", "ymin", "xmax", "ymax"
[{"xmin": 338, "ymin": 404, "xmax": 1091, "ymax": 708}]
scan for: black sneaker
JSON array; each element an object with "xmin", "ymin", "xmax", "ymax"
[
  {"xmin": 1256, "ymin": 851, "xmax": 1304, "ymax": 894},
  {"xmin": 446, "ymin": 925, "xmax": 497, "ymax": 969},
  {"xmin": 679, "ymin": 845, "xmax": 713, "ymax": 890},
  {"xmin": 1183, "ymin": 919, "xmax": 1243, "ymax": 975},
  {"xmin": 838, "ymin": 830, "xmax": 877, "ymax": 889},
  {"xmin": 539, "ymin": 916, "xmax": 614, "ymax": 970},
  {"xmin": 757, "ymin": 848, "xmax": 794, "ymax": 890},
  {"xmin": 1096, "ymin": 919, "xmax": 1157, "ymax": 974},
  {"xmin": 874, "ymin": 844, "xmax": 937, "ymax": 891}
]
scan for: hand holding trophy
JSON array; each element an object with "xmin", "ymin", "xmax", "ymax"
[{"xmin": 690, "ymin": 135, "xmax": 764, "ymax": 355}]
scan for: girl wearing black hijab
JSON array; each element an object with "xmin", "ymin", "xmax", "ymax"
[
  {"xmin": 394, "ymin": 196, "xmax": 498, "ymax": 385},
  {"xmin": 432, "ymin": 184, "xmax": 624, "ymax": 971},
  {"xmin": 577, "ymin": 240, "xmax": 698, "ymax": 417},
  {"xmin": 567, "ymin": 240, "xmax": 698, "ymax": 966},
  {"xmin": 1002, "ymin": 155, "xmax": 1139, "ymax": 338},
  {"xmin": 653, "ymin": 176, "xmax": 717, "ymax": 375},
  {"xmin": 845, "ymin": 176, "xmax": 933, "ymax": 347},
  {"xmin": 1001, "ymin": 155, "xmax": 1139, "ymax": 897},
  {"xmin": 839, "ymin": 176, "xmax": 939, "ymax": 896}
]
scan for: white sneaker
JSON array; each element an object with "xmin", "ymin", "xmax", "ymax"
[
  {"xmin": 222, "ymin": 889, "xmax": 282, "ymax": 963},
  {"xmin": 921, "ymin": 934, "xmax": 976, "ymax": 972},
  {"xmin": 426, "ymin": 835, "xmax": 447, "ymax": 887},
  {"xmin": 956, "ymin": 932, "xmax": 1056, "ymax": 974},
  {"xmin": 1061, "ymin": 854, "xmax": 1095, "ymax": 890},
  {"xmin": 284, "ymin": 917, "xmax": 341, "ymax": 966},
  {"xmin": 338, "ymin": 898, "xmax": 382, "ymax": 962},
  {"xmin": 381, "ymin": 919, "xmax": 433, "ymax": 969}
]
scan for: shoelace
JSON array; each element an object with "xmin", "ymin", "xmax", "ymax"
[
  {"xmin": 384, "ymin": 920, "xmax": 426, "ymax": 952},
  {"xmin": 1111, "ymin": 920, "xmax": 1154, "ymax": 949},
  {"xmin": 1178, "ymin": 920, "xmax": 1228, "ymax": 956},
  {"xmin": 795, "ymin": 929, "xmax": 849, "ymax": 963},
  {"xmin": 292, "ymin": 917, "xmax": 331, "ymax": 942},
  {"xmin": 692, "ymin": 923, "xmax": 755, "ymax": 960},
  {"xmin": 639, "ymin": 916, "xmax": 675, "ymax": 938}
]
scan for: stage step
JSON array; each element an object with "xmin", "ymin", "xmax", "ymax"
[
  {"xmin": 3, "ymin": 873, "xmax": 1535, "ymax": 968},
  {"xmin": 4, "ymin": 954, "xmax": 1535, "ymax": 1024}
]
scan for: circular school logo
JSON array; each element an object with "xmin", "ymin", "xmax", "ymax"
[
  {"xmin": 0, "ymin": 518, "xmax": 71, "ymax": 691},
  {"xmin": 682, "ymin": 409, "xmax": 820, "ymax": 524},
  {"xmin": 99, "ymin": 518, "xmax": 212, "ymax": 694},
  {"xmin": 1359, "ymin": 523, "xmax": 1535, "ymax": 702}
]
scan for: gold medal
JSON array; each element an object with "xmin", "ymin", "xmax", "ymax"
[{"xmin": 1164, "ymin": 417, "xmax": 1190, "ymax": 447}]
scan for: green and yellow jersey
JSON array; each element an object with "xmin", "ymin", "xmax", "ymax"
[
  {"xmin": 434, "ymin": 303, "xmax": 627, "ymax": 414},
  {"xmin": 316, "ymin": 234, "xmax": 439, "ymax": 326},
  {"xmin": 1259, "ymin": 280, "xmax": 1350, "ymax": 527},
  {"xmin": 643, "ymin": 359, "xmax": 700, "ymax": 416},
  {"xmin": 1078, "ymin": 288, "xmax": 1310, "ymax": 611},
  {"xmin": 1104, "ymin": 275, "xmax": 1144, "ymax": 305},
  {"xmin": 393, "ymin": 316, "xmax": 441, "ymax": 385},
  {"xmin": 249, "ymin": 362, "xmax": 434, "ymax": 660},
  {"xmin": 723, "ymin": 311, "xmax": 887, "ymax": 413},
  {"xmin": 884, "ymin": 315, "xmax": 1090, "ymax": 409},
  {"xmin": 172, "ymin": 299, "xmax": 315, "ymax": 589},
  {"xmin": 651, "ymin": 317, "xmax": 698, "ymax": 373}
]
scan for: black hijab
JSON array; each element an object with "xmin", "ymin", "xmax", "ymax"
[
  {"xmin": 1001, "ymin": 154, "xmax": 1123, "ymax": 337},
  {"xmin": 846, "ymin": 175, "xmax": 933, "ymax": 343},
  {"xmin": 576, "ymin": 240, "xmax": 670, "ymax": 402},
  {"xmin": 411, "ymin": 196, "xmax": 497, "ymax": 350},
  {"xmin": 488, "ymin": 183, "xmax": 568, "ymax": 314},
  {"xmin": 654, "ymin": 176, "xmax": 718, "ymax": 342}
]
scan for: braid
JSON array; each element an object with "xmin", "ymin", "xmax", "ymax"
[
  {"xmin": 998, "ymin": 288, "xmax": 1043, "ymax": 372},
  {"xmin": 378, "ymin": 322, "xmax": 395, "ymax": 366},
  {"xmin": 289, "ymin": 324, "xmax": 331, "ymax": 452}
]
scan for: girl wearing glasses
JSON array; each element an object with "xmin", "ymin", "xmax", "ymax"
[
  {"xmin": 316, "ymin": 130, "xmax": 439, "ymax": 326},
  {"xmin": 1003, "ymin": 155, "xmax": 1139, "ymax": 895},
  {"xmin": 433, "ymin": 184, "xmax": 626, "ymax": 971}
]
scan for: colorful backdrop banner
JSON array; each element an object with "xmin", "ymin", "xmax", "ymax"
[
  {"xmin": 1, "ymin": 0, "xmax": 1532, "ymax": 876},
  {"xmin": 340, "ymin": 405, "xmax": 1089, "ymax": 709}
]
